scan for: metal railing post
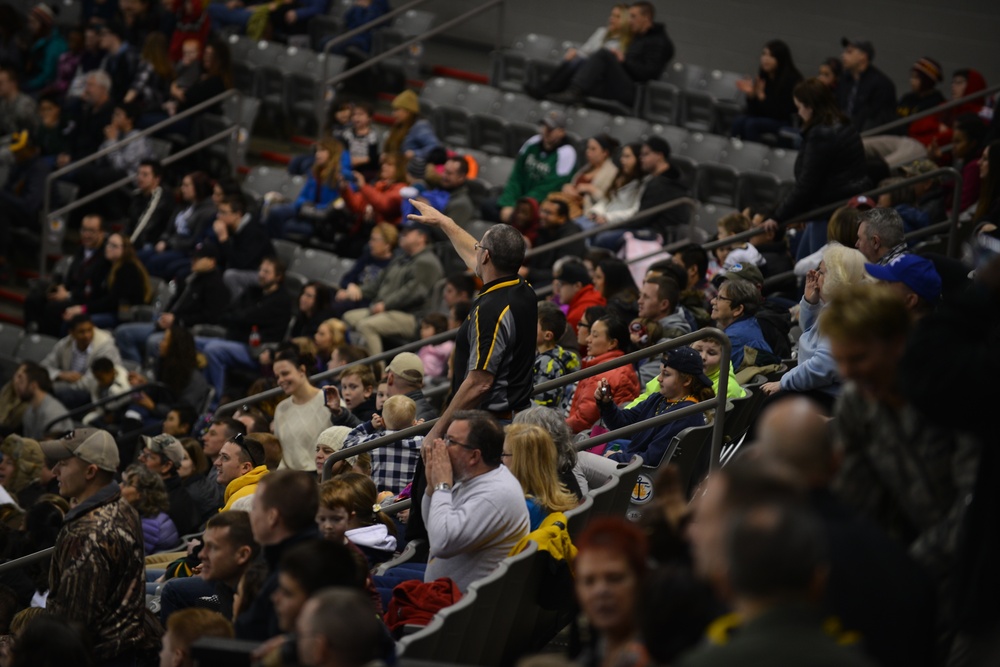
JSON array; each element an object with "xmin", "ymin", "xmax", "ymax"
[{"xmin": 860, "ymin": 83, "xmax": 1000, "ymax": 138}]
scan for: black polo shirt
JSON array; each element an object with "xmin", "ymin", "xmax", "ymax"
[{"xmin": 451, "ymin": 275, "xmax": 537, "ymax": 412}]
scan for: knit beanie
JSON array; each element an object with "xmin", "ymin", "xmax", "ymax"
[
  {"xmin": 912, "ymin": 57, "xmax": 943, "ymax": 90},
  {"xmin": 316, "ymin": 426, "xmax": 357, "ymax": 466},
  {"xmin": 30, "ymin": 4, "xmax": 54, "ymax": 32},
  {"xmin": 392, "ymin": 89, "xmax": 420, "ymax": 115}
]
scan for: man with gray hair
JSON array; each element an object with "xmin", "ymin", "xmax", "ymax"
[
  {"xmin": 404, "ymin": 201, "xmax": 538, "ymax": 543},
  {"xmin": 58, "ymin": 70, "xmax": 115, "ymax": 168},
  {"xmin": 855, "ymin": 208, "xmax": 906, "ymax": 265}
]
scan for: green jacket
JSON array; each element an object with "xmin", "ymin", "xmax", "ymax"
[
  {"xmin": 626, "ymin": 361, "xmax": 743, "ymax": 409},
  {"xmin": 497, "ymin": 135, "xmax": 577, "ymax": 208}
]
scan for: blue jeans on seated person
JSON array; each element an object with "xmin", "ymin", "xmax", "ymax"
[
  {"xmin": 207, "ymin": 2, "xmax": 252, "ymax": 29},
  {"xmin": 115, "ymin": 321, "xmax": 157, "ymax": 364},
  {"xmin": 374, "ymin": 562, "xmax": 427, "ymax": 612},
  {"xmin": 795, "ymin": 220, "xmax": 828, "ymax": 261},
  {"xmin": 195, "ymin": 337, "xmax": 258, "ymax": 406},
  {"xmin": 158, "ymin": 574, "xmax": 217, "ymax": 623},
  {"xmin": 138, "ymin": 247, "xmax": 190, "ymax": 280}
]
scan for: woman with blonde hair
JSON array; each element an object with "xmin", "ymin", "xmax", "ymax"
[
  {"xmin": 332, "ymin": 222, "xmax": 399, "ymax": 316},
  {"xmin": 503, "ymin": 424, "xmax": 578, "ymax": 529},
  {"xmin": 62, "ymin": 232, "xmax": 152, "ymax": 329},
  {"xmin": 761, "ymin": 242, "xmax": 868, "ymax": 407},
  {"xmin": 314, "ymin": 317, "xmax": 349, "ymax": 366}
]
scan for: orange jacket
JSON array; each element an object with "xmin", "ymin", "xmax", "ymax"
[{"xmin": 566, "ymin": 350, "xmax": 640, "ymax": 434}]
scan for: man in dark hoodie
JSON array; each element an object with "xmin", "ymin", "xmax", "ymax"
[
  {"xmin": 237, "ymin": 470, "xmax": 319, "ymax": 640},
  {"xmin": 553, "ymin": 1, "xmax": 673, "ymax": 107}
]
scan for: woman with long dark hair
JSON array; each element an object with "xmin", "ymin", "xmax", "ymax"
[
  {"xmin": 289, "ymin": 281, "xmax": 334, "ymax": 339},
  {"xmin": 127, "ymin": 325, "xmax": 208, "ymax": 431},
  {"xmin": 595, "ymin": 257, "xmax": 640, "ymax": 321},
  {"xmin": 732, "ymin": 39, "xmax": 803, "ymax": 142},
  {"xmin": 589, "ymin": 143, "xmax": 644, "ymax": 248},
  {"xmin": 61, "ymin": 233, "xmax": 152, "ymax": 330},
  {"xmin": 765, "ymin": 78, "xmax": 870, "ymax": 259}
]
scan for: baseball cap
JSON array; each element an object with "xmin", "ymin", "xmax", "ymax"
[
  {"xmin": 847, "ymin": 194, "xmax": 877, "ymax": 210},
  {"xmin": 841, "ymin": 37, "xmax": 875, "ymax": 61},
  {"xmin": 141, "ymin": 434, "xmax": 185, "ymax": 468},
  {"xmin": 40, "ymin": 428, "xmax": 119, "ymax": 473},
  {"xmin": 386, "ymin": 352, "xmax": 424, "ymax": 384},
  {"xmin": 899, "ymin": 159, "xmax": 938, "ymax": 178},
  {"xmin": 720, "ymin": 262, "xmax": 764, "ymax": 287},
  {"xmin": 662, "ymin": 347, "xmax": 713, "ymax": 390},
  {"xmin": 540, "ymin": 109, "xmax": 566, "ymax": 130},
  {"xmin": 864, "ymin": 254, "xmax": 942, "ymax": 303},
  {"xmin": 401, "ymin": 221, "xmax": 433, "ymax": 237}
]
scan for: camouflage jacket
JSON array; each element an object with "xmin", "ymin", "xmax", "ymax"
[
  {"xmin": 832, "ymin": 385, "xmax": 981, "ymax": 578},
  {"xmin": 48, "ymin": 481, "xmax": 153, "ymax": 661},
  {"xmin": 532, "ymin": 345, "xmax": 581, "ymax": 413}
]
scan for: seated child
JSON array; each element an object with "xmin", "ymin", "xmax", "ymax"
[
  {"xmin": 317, "ymin": 472, "xmax": 399, "ymax": 576},
  {"xmin": 161, "ymin": 609, "xmax": 233, "ymax": 667},
  {"xmin": 597, "ymin": 347, "xmax": 715, "ymax": 466},
  {"xmin": 374, "ymin": 376, "xmax": 389, "ymax": 411},
  {"xmin": 626, "ymin": 332, "xmax": 745, "ymax": 408},
  {"xmin": 532, "ymin": 302, "xmax": 580, "ymax": 412},
  {"xmin": 417, "ymin": 312, "xmax": 453, "ymax": 381},
  {"xmin": 82, "ymin": 357, "xmax": 131, "ymax": 425},
  {"xmin": 344, "ymin": 395, "xmax": 422, "ymax": 495},
  {"xmin": 339, "ymin": 364, "xmax": 378, "ymax": 420},
  {"xmin": 716, "ymin": 212, "xmax": 765, "ymax": 271}
]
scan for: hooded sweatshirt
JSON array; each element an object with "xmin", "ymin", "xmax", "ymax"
[
  {"xmin": 347, "ymin": 523, "xmax": 397, "ymax": 568},
  {"xmin": 220, "ymin": 465, "xmax": 269, "ymax": 512}
]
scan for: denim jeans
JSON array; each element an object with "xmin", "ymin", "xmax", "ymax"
[{"xmin": 196, "ymin": 337, "xmax": 257, "ymax": 404}]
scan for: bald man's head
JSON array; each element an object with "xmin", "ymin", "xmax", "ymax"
[{"xmin": 754, "ymin": 397, "xmax": 838, "ymax": 487}]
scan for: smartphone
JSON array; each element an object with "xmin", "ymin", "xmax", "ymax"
[{"xmin": 323, "ymin": 386, "xmax": 337, "ymax": 400}]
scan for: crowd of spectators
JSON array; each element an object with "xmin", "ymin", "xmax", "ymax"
[{"xmin": 0, "ymin": 0, "xmax": 997, "ymax": 666}]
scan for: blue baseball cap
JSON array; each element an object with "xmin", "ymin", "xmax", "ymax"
[
  {"xmin": 865, "ymin": 254, "xmax": 942, "ymax": 303},
  {"xmin": 662, "ymin": 347, "xmax": 713, "ymax": 389}
]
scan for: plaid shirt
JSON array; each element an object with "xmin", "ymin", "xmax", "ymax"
[{"xmin": 345, "ymin": 421, "xmax": 423, "ymax": 495}]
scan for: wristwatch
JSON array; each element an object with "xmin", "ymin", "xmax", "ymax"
[{"xmin": 433, "ymin": 482, "xmax": 452, "ymax": 492}]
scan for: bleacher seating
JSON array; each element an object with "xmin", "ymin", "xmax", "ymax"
[{"xmin": 490, "ymin": 33, "xmax": 561, "ymax": 92}]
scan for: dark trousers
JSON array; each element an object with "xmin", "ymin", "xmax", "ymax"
[{"xmin": 571, "ymin": 49, "xmax": 636, "ymax": 106}]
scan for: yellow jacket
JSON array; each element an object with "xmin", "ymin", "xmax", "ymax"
[{"xmin": 220, "ymin": 465, "xmax": 269, "ymax": 512}]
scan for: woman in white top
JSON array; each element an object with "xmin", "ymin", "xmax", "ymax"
[
  {"xmin": 272, "ymin": 346, "xmax": 329, "ymax": 471},
  {"xmin": 585, "ymin": 143, "xmax": 645, "ymax": 249}
]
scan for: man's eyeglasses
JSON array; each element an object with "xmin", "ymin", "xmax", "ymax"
[
  {"xmin": 444, "ymin": 434, "xmax": 475, "ymax": 451},
  {"xmin": 473, "ymin": 242, "xmax": 490, "ymax": 254},
  {"xmin": 232, "ymin": 433, "xmax": 259, "ymax": 468}
]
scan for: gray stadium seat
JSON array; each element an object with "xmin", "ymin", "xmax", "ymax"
[
  {"xmin": 678, "ymin": 132, "xmax": 730, "ymax": 165},
  {"xmin": 491, "ymin": 33, "xmax": 561, "ymax": 92},
  {"xmin": 15, "ymin": 334, "xmax": 59, "ymax": 363},
  {"xmin": 473, "ymin": 155, "xmax": 515, "ymax": 190},
  {"xmin": 641, "ymin": 80, "xmax": 681, "ymax": 125},
  {"xmin": 288, "ymin": 54, "xmax": 346, "ymax": 136},
  {"xmin": 662, "ymin": 61, "xmax": 705, "ymax": 90},
  {"xmin": 695, "ymin": 162, "xmax": 740, "ymax": 205},
  {"xmin": 720, "ymin": 138, "xmax": 770, "ymax": 173},
  {"xmin": 565, "ymin": 107, "xmax": 613, "ymax": 140},
  {"xmin": 762, "ymin": 147, "xmax": 798, "ymax": 182},
  {"xmin": 272, "ymin": 239, "xmax": 303, "ymax": 269},
  {"xmin": 244, "ymin": 166, "xmax": 293, "ymax": 199},
  {"xmin": 645, "ymin": 124, "xmax": 689, "ymax": 153},
  {"xmin": 608, "ymin": 116, "xmax": 650, "ymax": 145},
  {"xmin": 736, "ymin": 170, "xmax": 783, "ymax": 210}
]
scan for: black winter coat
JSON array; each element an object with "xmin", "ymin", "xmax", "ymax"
[
  {"xmin": 623, "ymin": 22, "xmax": 674, "ymax": 83},
  {"xmin": 773, "ymin": 121, "xmax": 869, "ymax": 223}
]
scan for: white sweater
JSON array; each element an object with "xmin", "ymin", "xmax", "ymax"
[{"xmin": 273, "ymin": 390, "xmax": 330, "ymax": 471}]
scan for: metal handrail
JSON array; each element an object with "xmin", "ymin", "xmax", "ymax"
[
  {"xmin": 43, "ymin": 381, "xmax": 169, "ymax": 432},
  {"xmin": 322, "ymin": 328, "xmax": 732, "ymax": 478},
  {"xmin": 523, "ymin": 197, "xmax": 699, "ymax": 258},
  {"xmin": 860, "ymin": 82, "xmax": 1000, "ymax": 138},
  {"xmin": 706, "ymin": 167, "xmax": 964, "ymax": 258},
  {"xmin": 316, "ymin": 0, "xmax": 505, "ymax": 137},
  {"xmin": 0, "ymin": 547, "xmax": 54, "ymax": 575},
  {"xmin": 39, "ymin": 88, "xmax": 242, "ymax": 276}
]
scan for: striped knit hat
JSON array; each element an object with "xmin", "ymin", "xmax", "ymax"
[{"xmin": 912, "ymin": 57, "xmax": 943, "ymax": 85}]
